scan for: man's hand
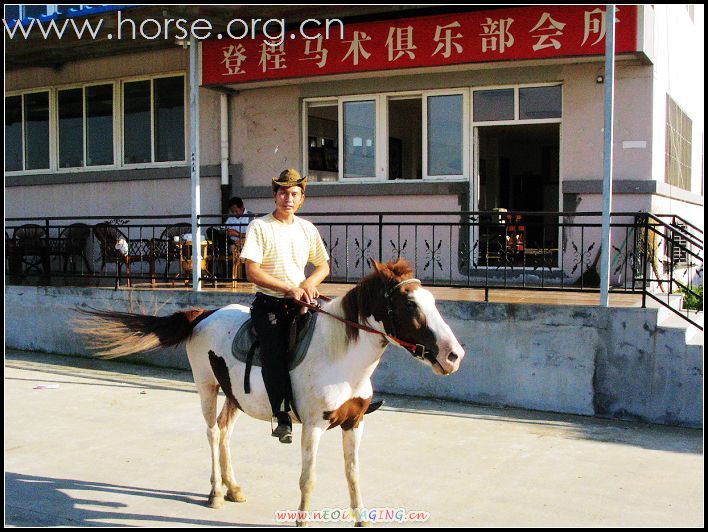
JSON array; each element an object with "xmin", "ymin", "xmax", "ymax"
[
  {"xmin": 286, "ymin": 285, "xmax": 310, "ymax": 304},
  {"xmin": 300, "ymin": 281, "xmax": 320, "ymax": 302}
]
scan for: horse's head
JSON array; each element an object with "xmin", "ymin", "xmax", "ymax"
[{"xmin": 365, "ymin": 258, "xmax": 465, "ymax": 375}]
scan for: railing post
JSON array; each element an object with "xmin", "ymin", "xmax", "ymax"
[
  {"xmin": 44, "ymin": 218, "xmax": 51, "ymax": 286},
  {"xmin": 642, "ymin": 213, "xmax": 649, "ymax": 308},
  {"xmin": 378, "ymin": 214, "xmax": 383, "ymax": 263}
]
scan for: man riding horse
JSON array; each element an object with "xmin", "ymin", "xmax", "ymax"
[{"xmin": 240, "ymin": 169, "xmax": 329, "ymax": 443}]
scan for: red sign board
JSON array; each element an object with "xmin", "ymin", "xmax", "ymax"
[{"xmin": 202, "ymin": 5, "xmax": 638, "ymax": 86}]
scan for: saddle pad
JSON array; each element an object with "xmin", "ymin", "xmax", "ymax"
[{"xmin": 231, "ymin": 312, "xmax": 318, "ymax": 370}]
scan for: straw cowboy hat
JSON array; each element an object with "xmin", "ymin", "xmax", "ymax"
[{"xmin": 272, "ymin": 168, "xmax": 307, "ymax": 191}]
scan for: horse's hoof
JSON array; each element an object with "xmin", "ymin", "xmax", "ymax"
[
  {"xmin": 225, "ymin": 488, "xmax": 247, "ymax": 503},
  {"xmin": 355, "ymin": 521, "xmax": 372, "ymax": 527},
  {"xmin": 208, "ymin": 493, "xmax": 225, "ymax": 509}
]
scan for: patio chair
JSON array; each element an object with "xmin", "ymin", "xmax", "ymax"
[
  {"xmin": 12, "ymin": 224, "xmax": 49, "ymax": 277},
  {"xmin": 93, "ymin": 223, "xmax": 158, "ymax": 287},
  {"xmin": 156, "ymin": 223, "xmax": 191, "ymax": 280},
  {"xmin": 57, "ymin": 223, "xmax": 92, "ymax": 274}
]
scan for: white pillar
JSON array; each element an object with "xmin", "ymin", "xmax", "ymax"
[
  {"xmin": 600, "ymin": 5, "xmax": 616, "ymax": 307},
  {"xmin": 190, "ymin": 35, "xmax": 202, "ymax": 291}
]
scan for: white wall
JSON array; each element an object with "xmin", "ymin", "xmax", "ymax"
[{"xmin": 650, "ymin": 5, "xmax": 705, "ymax": 194}]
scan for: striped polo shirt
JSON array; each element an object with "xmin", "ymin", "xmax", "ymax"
[{"xmin": 240, "ymin": 213, "xmax": 329, "ymax": 298}]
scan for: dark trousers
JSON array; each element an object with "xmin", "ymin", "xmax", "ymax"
[{"xmin": 250, "ymin": 293, "xmax": 299, "ymax": 415}]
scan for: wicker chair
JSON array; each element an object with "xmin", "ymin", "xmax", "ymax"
[
  {"xmin": 156, "ymin": 223, "xmax": 191, "ymax": 280},
  {"xmin": 93, "ymin": 223, "xmax": 157, "ymax": 287},
  {"xmin": 57, "ymin": 223, "xmax": 92, "ymax": 273},
  {"xmin": 12, "ymin": 224, "xmax": 49, "ymax": 277}
]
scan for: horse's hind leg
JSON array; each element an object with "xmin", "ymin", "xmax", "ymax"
[
  {"xmin": 217, "ymin": 398, "xmax": 246, "ymax": 503},
  {"xmin": 196, "ymin": 380, "xmax": 226, "ymax": 509},
  {"xmin": 343, "ymin": 424, "xmax": 370, "ymax": 527}
]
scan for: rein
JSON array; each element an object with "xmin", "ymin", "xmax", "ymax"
[{"xmin": 292, "ymin": 279, "xmax": 446, "ymax": 373}]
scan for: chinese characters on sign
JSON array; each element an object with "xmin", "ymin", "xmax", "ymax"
[{"xmin": 202, "ymin": 5, "xmax": 637, "ymax": 85}]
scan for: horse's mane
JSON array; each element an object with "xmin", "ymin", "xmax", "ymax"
[{"xmin": 340, "ymin": 258, "xmax": 415, "ymax": 344}]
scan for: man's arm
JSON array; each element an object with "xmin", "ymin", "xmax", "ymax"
[
  {"xmin": 245, "ymin": 260, "xmax": 329, "ymax": 304},
  {"xmin": 301, "ymin": 262, "xmax": 330, "ymax": 301},
  {"xmin": 245, "ymin": 259, "xmax": 293, "ymax": 295}
]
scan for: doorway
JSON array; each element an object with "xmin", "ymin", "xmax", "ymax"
[{"xmin": 476, "ymin": 123, "xmax": 560, "ymax": 266}]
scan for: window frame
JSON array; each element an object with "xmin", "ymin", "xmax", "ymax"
[
  {"xmin": 471, "ymin": 82, "xmax": 563, "ymax": 127},
  {"xmin": 121, "ymin": 72, "xmax": 188, "ymax": 168},
  {"xmin": 55, "ymin": 81, "xmax": 118, "ymax": 171},
  {"xmin": 4, "ymin": 71, "xmax": 187, "ymax": 176},
  {"xmin": 4, "ymin": 87, "xmax": 53, "ymax": 175},
  {"xmin": 303, "ymin": 88, "xmax": 470, "ymax": 184}
]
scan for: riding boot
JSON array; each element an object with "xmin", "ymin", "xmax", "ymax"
[{"xmin": 272, "ymin": 411, "xmax": 292, "ymax": 444}]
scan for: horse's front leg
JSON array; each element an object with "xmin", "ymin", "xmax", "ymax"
[
  {"xmin": 297, "ymin": 423, "xmax": 325, "ymax": 527},
  {"xmin": 342, "ymin": 423, "xmax": 370, "ymax": 527}
]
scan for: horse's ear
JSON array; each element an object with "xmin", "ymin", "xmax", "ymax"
[{"xmin": 369, "ymin": 259, "xmax": 387, "ymax": 277}]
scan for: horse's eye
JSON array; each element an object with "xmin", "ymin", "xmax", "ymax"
[{"xmin": 405, "ymin": 300, "xmax": 417, "ymax": 309}]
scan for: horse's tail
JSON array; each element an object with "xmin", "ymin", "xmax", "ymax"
[{"xmin": 73, "ymin": 307, "xmax": 216, "ymax": 359}]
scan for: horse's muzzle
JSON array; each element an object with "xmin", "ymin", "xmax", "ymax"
[{"xmin": 433, "ymin": 340, "xmax": 465, "ymax": 375}]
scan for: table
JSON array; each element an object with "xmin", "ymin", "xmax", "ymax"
[{"xmin": 176, "ymin": 240, "xmax": 211, "ymax": 282}]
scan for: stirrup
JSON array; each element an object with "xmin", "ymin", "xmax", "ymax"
[
  {"xmin": 364, "ymin": 400, "xmax": 385, "ymax": 415},
  {"xmin": 271, "ymin": 413, "xmax": 293, "ymax": 444}
]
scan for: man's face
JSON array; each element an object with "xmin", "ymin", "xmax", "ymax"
[
  {"xmin": 229, "ymin": 205, "xmax": 245, "ymax": 216},
  {"xmin": 273, "ymin": 186, "xmax": 304, "ymax": 215}
]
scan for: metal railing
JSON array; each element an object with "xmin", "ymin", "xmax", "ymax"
[{"xmin": 5, "ymin": 211, "xmax": 703, "ymax": 329}]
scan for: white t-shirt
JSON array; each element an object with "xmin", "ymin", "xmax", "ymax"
[
  {"xmin": 240, "ymin": 213, "xmax": 329, "ymax": 298},
  {"xmin": 224, "ymin": 209, "xmax": 251, "ymax": 241}
]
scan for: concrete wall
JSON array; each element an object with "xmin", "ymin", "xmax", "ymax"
[{"xmin": 5, "ymin": 285, "xmax": 702, "ymax": 428}]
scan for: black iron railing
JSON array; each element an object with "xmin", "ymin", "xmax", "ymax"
[{"xmin": 5, "ymin": 211, "xmax": 703, "ymax": 329}]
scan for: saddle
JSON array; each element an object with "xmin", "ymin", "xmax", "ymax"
[{"xmin": 232, "ymin": 311, "xmax": 318, "ymax": 394}]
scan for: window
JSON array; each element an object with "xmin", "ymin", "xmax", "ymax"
[
  {"xmin": 123, "ymin": 75, "xmax": 185, "ymax": 164},
  {"xmin": 23, "ymin": 92, "xmax": 50, "ymax": 170},
  {"xmin": 665, "ymin": 95, "xmax": 692, "ymax": 191},
  {"xmin": 472, "ymin": 84, "xmax": 562, "ymax": 123},
  {"xmin": 519, "ymin": 86, "xmax": 562, "ymax": 119},
  {"xmin": 57, "ymin": 84, "xmax": 114, "ymax": 168},
  {"xmin": 473, "ymin": 89, "xmax": 514, "ymax": 122},
  {"xmin": 5, "ymin": 95, "xmax": 22, "ymax": 172},
  {"xmin": 86, "ymin": 84, "xmax": 114, "ymax": 166},
  {"xmin": 389, "ymin": 97, "xmax": 422, "ymax": 180},
  {"xmin": 154, "ymin": 76, "xmax": 185, "ymax": 162},
  {"xmin": 303, "ymin": 90, "xmax": 467, "ymax": 182},
  {"xmin": 427, "ymin": 94, "xmax": 463, "ymax": 176},
  {"xmin": 5, "ymin": 73, "xmax": 185, "ymax": 174},
  {"xmin": 343, "ymin": 100, "xmax": 376, "ymax": 178},
  {"xmin": 58, "ymin": 88, "xmax": 83, "ymax": 168},
  {"xmin": 123, "ymin": 81, "xmax": 152, "ymax": 164},
  {"xmin": 306, "ymin": 102, "xmax": 338, "ymax": 181}
]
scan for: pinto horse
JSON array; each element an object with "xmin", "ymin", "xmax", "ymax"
[{"xmin": 75, "ymin": 258, "xmax": 465, "ymax": 526}]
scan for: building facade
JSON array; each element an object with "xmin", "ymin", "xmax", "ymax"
[{"xmin": 5, "ymin": 5, "xmax": 704, "ymax": 283}]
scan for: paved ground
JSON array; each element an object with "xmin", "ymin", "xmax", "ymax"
[{"xmin": 4, "ymin": 350, "xmax": 704, "ymax": 527}]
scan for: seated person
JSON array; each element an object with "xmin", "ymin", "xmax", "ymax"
[
  {"xmin": 224, "ymin": 197, "xmax": 251, "ymax": 248},
  {"xmin": 208, "ymin": 197, "xmax": 251, "ymax": 279}
]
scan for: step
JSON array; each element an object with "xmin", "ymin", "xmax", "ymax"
[
  {"xmin": 657, "ymin": 310, "xmax": 704, "ymax": 346},
  {"xmin": 646, "ymin": 292, "xmax": 684, "ymax": 313}
]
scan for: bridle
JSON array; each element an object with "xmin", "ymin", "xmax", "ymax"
[{"xmin": 293, "ymin": 278, "xmax": 448, "ymax": 374}]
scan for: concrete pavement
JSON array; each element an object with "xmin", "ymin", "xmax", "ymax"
[{"xmin": 4, "ymin": 350, "xmax": 704, "ymax": 527}]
